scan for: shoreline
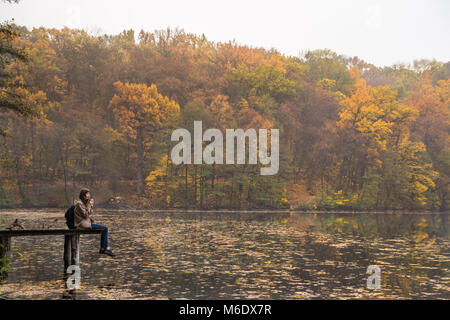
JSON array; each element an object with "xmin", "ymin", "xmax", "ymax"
[{"xmin": 0, "ymin": 207, "xmax": 448, "ymax": 215}]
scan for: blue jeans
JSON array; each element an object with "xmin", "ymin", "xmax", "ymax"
[{"xmin": 91, "ymin": 223, "xmax": 109, "ymax": 249}]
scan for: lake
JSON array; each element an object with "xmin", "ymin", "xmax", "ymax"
[{"xmin": 0, "ymin": 210, "xmax": 448, "ymax": 299}]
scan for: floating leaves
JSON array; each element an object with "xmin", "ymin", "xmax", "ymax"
[{"xmin": 0, "ymin": 210, "xmax": 448, "ymax": 299}]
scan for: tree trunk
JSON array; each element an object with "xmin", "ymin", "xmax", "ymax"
[
  {"xmin": 136, "ymin": 125, "xmax": 144, "ymax": 195},
  {"xmin": 193, "ymin": 165, "xmax": 197, "ymax": 207},
  {"xmin": 185, "ymin": 165, "xmax": 189, "ymax": 209},
  {"xmin": 62, "ymin": 152, "xmax": 70, "ymax": 205}
]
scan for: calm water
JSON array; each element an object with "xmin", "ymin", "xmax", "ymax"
[{"xmin": 0, "ymin": 210, "xmax": 448, "ymax": 299}]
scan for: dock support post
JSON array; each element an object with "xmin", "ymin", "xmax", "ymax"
[
  {"xmin": 71, "ymin": 235, "xmax": 80, "ymax": 266},
  {"xmin": 64, "ymin": 234, "xmax": 80, "ymax": 271},
  {"xmin": 63, "ymin": 235, "xmax": 71, "ymax": 271},
  {"xmin": 0, "ymin": 236, "xmax": 10, "ymax": 259}
]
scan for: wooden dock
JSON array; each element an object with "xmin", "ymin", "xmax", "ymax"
[{"xmin": 0, "ymin": 229, "xmax": 102, "ymax": 269}]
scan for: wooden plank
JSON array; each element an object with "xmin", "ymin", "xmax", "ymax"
[{"xmin": 0, "ymin": 229, "xmax": 102, "ymax": 237}]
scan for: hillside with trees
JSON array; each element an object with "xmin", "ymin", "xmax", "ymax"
[{"xmin": 0, "ymin": 26, "xmax": 448, "ymax": 210}]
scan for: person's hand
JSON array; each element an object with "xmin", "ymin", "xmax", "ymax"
[{"xmin": 90, "ymin": 198, "xmax": 95, "ymax": 206}]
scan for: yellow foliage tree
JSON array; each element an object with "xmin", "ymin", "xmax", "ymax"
[
  {"xmin": 109, "ymin": 81, "xmax": 180, "ymax": 195},
  {"xmin": 337, "ymin": 67, "xmax": 438, "ymax": 208}
]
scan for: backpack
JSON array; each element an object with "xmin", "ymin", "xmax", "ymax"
[{"xmin": 65, "ymin": 205, "xmax": 76, "ymax": 229}]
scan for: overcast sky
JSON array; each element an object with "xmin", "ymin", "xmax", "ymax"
[{"xmin": 1, "ymin": 0, "xmax": 449, "ymax": 67}]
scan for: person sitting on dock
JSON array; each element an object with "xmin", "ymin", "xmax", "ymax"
[{"xmin": 74, "ymin": 188, "xmax": 115, "ymax": 257}]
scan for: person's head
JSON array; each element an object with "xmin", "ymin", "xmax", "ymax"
[{"xmin": 79, "ymin": 188, "xmax": 91, "ymax": 203}]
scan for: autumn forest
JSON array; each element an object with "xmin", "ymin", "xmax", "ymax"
[{"xmin": 0, "ymin": 25, "xmax": 449, "ymax": 211}]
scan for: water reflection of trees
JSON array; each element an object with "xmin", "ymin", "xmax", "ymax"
[{"xmin": 288, "ymin": 213, "xmax": 449, "ymax": 298}]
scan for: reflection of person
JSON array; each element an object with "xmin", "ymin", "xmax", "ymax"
[{"xmin": 74, "ymin": 188, "xmax": 115, "ymax": 257}]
